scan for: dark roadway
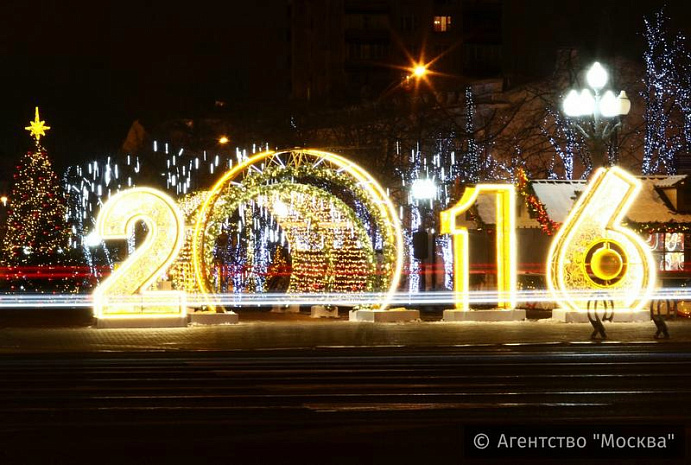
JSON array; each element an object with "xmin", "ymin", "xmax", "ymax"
[{"xmin": 0, "ymin": 310, "xmax": 690, "ymax": 464}]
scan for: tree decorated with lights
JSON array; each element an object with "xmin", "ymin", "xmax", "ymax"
[
  {"xmin": 541, "ymin": 106, "xmax": 583, "ymax": 179},
  {"xmin": 641, "ymin": 9, "xmax": 691, "ymax": 175},
  {"xmin": 462, "ymin": 87, "xmax": 481, "ymax": 183},
  {"xmin": 2, "ymin": 108, "xmax": 80, "ymax": 292}
]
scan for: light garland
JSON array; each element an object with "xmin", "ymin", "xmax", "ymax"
[
  {"xmin": 626, "ymin": 221, "xmax": 691, "ymax": 234},
  {"xmin": 516, "ymin": 168, "xmax": 561, "ymax": 235}
]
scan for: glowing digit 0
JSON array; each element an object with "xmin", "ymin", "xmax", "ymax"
[
  {"xmin": 93, "ymin": 188, "xmax": 186, "ymax": 319},
  {"xmin": 440, "ymin": 185, "xmax": 517, "ymax": 311},
  {"xmin": 547, "ymin": 167, "xmax": 656, "ymax": 313}
]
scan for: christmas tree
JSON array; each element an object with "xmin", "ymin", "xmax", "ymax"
[
  {"xmin": 1, "ymin": 107, "xmax": 81, "ymax": 292},
  {"xmin": 266, "ymin": 245, "xmax": 291, "ymax": 292}
]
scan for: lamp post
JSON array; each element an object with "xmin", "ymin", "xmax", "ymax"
[
  {"xmin": 411, "ymin": 178, "xmax": 437, "ymax": 291},
  {"xmin": 562, "ymin": 62, "xmax": 631, "ymax": 168}
]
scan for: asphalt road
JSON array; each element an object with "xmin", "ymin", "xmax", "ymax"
[
  {"xmin": 0, "ymin": 345, "xmax": 689, "ymax": 464},
  {"xmin": 2, "ymin": 311, "xmax": 691, "ymax": 352}
]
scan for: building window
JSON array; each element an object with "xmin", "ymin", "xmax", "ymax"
[
  {"xmin": 345, "ymin": 13, "xmax": 388, "ymax": 31},
  {"xmin": 463, "ymin": 43, "xmax": 503, "ymax": 73},
  {"xmin": 346, "ymin": 42, "xmax": 389, "ymax": 60},
  {"xmin": 433, "ymin": 16, "xmax": 452, "ymax": 32},
  {"xmin": 647, "ymin": 232, "xmax": 686, "ymax": 271},
  {"xmin": 400, "ymin": 15, "xmax": 416, "ymax": 32}
]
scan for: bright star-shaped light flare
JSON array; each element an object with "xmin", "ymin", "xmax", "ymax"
[
  {"xmin": 25, "ymin": 107, "xmax": 51, "ymax": 142},
  {"xmin": 412, "ymin": 65, "xmax": 427, "ymax": 78}
]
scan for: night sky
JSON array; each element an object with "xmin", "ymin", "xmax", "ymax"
[
  {"xmin": 0, "ymin": 0, "xmax": 687, "ymax": 180},
  {"xmin": 0, "ymin": 0, "xmax": 289, "ymax": 177}
]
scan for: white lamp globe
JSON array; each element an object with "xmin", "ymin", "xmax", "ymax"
[
  {"xmin": 599, "ymin": 90, "xmax": 619, "ymax": 117},
  {"xmin": 411, "ymin": 178, "xmax": 437, "ymax": 200},
  {"xmin": 617, "ymin": 91, "xmax": 631, "ymax": 115},
  {"xmin": 563, "ymin": 89, "xmax": 582, "ymax": 116},
  {"xmin": 578, "ymin": 89, "xmax": 596, "ymax": 115},
  {"xmin": 272, "ymin": 200, "xmax": 289, "ymax": 217},
  {"xmin": 85, "ymin": 232, "xmax": 102, "ymax": 247},
  {"xmin": 586, "ymin": 62, "xmax": 608, "ymax": 91}
]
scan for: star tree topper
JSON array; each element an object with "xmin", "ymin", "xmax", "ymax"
[{"xmin": 25, "ymin": 107, "xmax": 51, "ymax": 145}]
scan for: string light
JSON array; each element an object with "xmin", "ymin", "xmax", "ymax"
[
  {"xmin": 516, "ymin": 168, "xmax": 561, "ymax": 235},
  {"xmin": 642, "ymin": 9, "xmax": 690, "ymax": 175}
]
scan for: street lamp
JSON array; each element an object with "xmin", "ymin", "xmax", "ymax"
[
  {"xmin": 562, "ymin": 61, "xmax": 631, "ymax": 168},
  {"xmin": 85, "ymin": 231, "xmax": 102, "ymax": 247},
  {"xmin": 412, "ymin": 64, "xmax": 427, "ymax": 78},
  {"xmin": 411, "ymin": 178, "xmax": 437, "ymax": 201},
  {"xmin": 411, "ymin": 177, "xmax": 437, "ymax": 228},
  {"xmin": 402, "ymin": 62, "xmax": 430, "ymax": 91}
]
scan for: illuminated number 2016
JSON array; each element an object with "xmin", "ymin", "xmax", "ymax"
[
  {"xmin": 547, "ymin": 167, "xmax": 656, "ymax": 313},
  {"xmin": 440, "ymin": 185, "xmax": 517, "ymax": 311},
  {"xmin": 93, "ymin": 188, "xmax": 186, "ymax": 318}
]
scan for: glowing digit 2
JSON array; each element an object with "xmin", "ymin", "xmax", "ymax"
[{"xmin": 93, "ymin": 188, "xmax": 186, "ymax": 318}]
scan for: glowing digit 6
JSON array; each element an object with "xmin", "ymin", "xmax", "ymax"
[
  {"xmin": 547, "ymin": 167, "xmax": 656, "ymax": 313},
  {"xmin": 440, "ymin": 185, "xmax": 517, "ymax": 311},
  {"xmin": 93, "ymin": 188, "xmax": 186, "ymax": 318}
]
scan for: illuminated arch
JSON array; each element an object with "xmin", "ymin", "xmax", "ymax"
[
  {"xmin": 192, "ymin": 149, "xmax": 404, "ymax": 310},
  {"xmin": 204, "ymin": 182, "xmax": 376, "ymax": 293}
]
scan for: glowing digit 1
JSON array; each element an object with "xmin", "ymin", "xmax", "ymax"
[
  {"xmin": 547, "ymin": 167, "xmax": 656, "ymax": 313},
  {"xmin": 93, "ymin": 188, "xmax": 186, "ymax": 319},
  {"xmin": 440, "ymin": 185, "xmax": 517, "ymax": 311}
]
